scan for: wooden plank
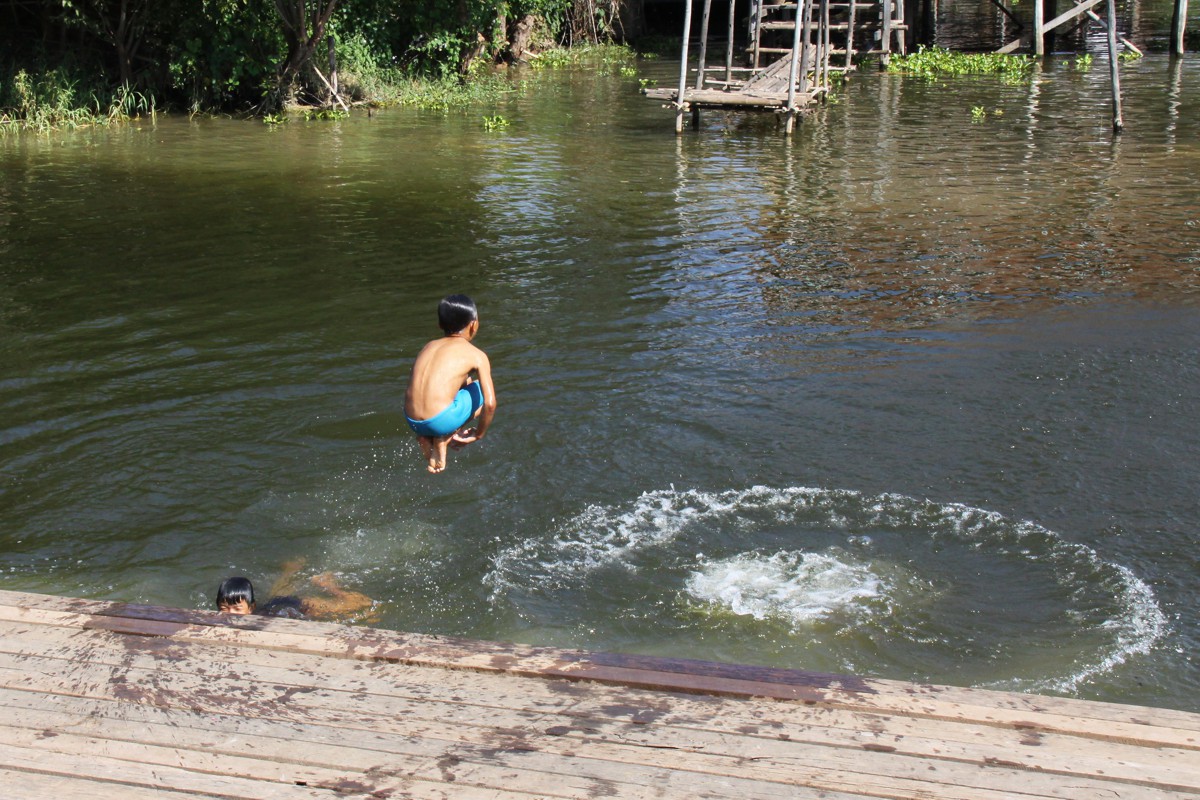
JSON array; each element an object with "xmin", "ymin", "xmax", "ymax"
[
  {"xmin": 3, "ymin": 593, "xmax": 1198, "ymax": 738},
  {"xmin": 3, "ymin": 627, "xmax": 1199, "ymax": 795},
  {"xmin": 1042, "ymin": 0, "xmax": 1105, "ymax": 33},
  {"xmin": 0, "ymin": 740, "xmax": 345, "ymax": 800},
  {"xmin": 3, "ymin": 590, "xmax": 1200, "ymax": 800},
  {"xmin": 2, "ymin": 640, "xmax": 1198, "ymax": 800},
  {"xmin": 1, "ymin": 768, "xmax": 234, "ymax": 800},
  {"xmin": 6, "ymin": 688, "xmax": 1197, "ymax": 800}
]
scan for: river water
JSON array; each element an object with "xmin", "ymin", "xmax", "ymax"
[{"xmin": 1, "ymin": 48, "xmax": 1198, "ymax": 712}]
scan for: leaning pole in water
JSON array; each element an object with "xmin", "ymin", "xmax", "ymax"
[
  {"xmin": 1107, "ymin": 0, "xmax": 1124, "ymax": 133},
  {"xmin": 676, "ymin": 0, "xmax": 695, "ymax": 134}
]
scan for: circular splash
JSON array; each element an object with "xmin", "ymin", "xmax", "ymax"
[
  {"xmin": 485, "ymin": 486, "xmax": 1167, "ymax": 693},
  {"xmin": 684, "ymin": 549, "xmax": 892, "ymax": 625}
]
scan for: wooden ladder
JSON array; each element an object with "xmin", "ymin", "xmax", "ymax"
[{"xmin": 750, "ymin": 0, "xmax": 906, "ymax": 71}]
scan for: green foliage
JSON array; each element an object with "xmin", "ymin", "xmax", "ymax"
[
  {"xmin": 887, "ymin": 46, "xmax": 1036, "ymax": 83},
  {"xmin": 482, "ymin": 114, "xmax": 509, "ymax": 129},
  {"xmin": 1072, "ymin": 53, "xmax": 1094, "ymax": 70},
  {"xmin": 529, "ymin": 43, "xmax": 636, "ymax": 71},
  {"xmin": 0, "ymin": 0, "xmax": 611, "ymax": 120},
  {"xmin": 970, "ymin": 105, "xmax": 987, "ymax": 121},
  {"xmin": 0, "ymin": 65, "xmax": 154, "ymax": 131},
  {"xmin": 1118, "ymin": 49, "xmax": 1142, "ymax": 62}
]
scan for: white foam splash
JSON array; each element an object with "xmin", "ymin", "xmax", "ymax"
[{"xmin": 684, "ymin": 550, "xmax": 887, "ymax": 626}]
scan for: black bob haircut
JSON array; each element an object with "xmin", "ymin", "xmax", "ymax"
[
  {"xmin": 215, "ymin": 576, "xmax": 255, "ymax": 609},
  {"xmin": 438, "ymin": 294, "xmax": 478, "ymax": 334}
]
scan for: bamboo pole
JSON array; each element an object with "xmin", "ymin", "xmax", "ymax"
[
  {"xmin": 750, "ymin": 0, "xmax": 763, "ymax": 69},
  {"xmin": 1106, "ymin": 0, "xmax": 1124, "ymax": 133},
  {"xmin": 695, "ymin": 0, "xmax": 714, "ymax": 89},
  {"xmin": 676, "ymin": 0, "xmax": 695, "ymax": 134},
  {"xmin": 1034, "ymin": 0, "xmax": 1046, "ymax": 55},
  {"xmin": 786, "ymin": 0, "xmax": 809, "ymax": 133},
  {"xmin": 1171, "ymin": 0, "xmax": 1189, "ymax": 57},
  {"xmin": 881, "ymin": 0, "xmax": 892, "ymax": 64},
  {"xmin": 726, "ymin": 0, "xmax": 737, "ymax": 83}
]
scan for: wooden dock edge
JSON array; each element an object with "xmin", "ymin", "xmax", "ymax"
[{"xmin": 1, "ymin": 588, "xmax": 1196, "ymax": 749}]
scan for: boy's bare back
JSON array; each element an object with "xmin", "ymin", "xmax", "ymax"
[{"xmin": 405, "ymin": 336, "xmax": 489, "ymax": 421}]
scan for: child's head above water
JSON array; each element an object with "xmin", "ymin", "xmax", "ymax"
[
  {"xmin": 438, "ymin": 294, "xmax": 478, "ymax": 334},
  {"xmin": 215, "ymin": 576, "xmax": 255, "ymax": 614}
]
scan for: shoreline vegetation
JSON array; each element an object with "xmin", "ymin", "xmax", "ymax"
[{"xmin": 0, "ymin": 0, "xmax": 656, "ymax": 132}]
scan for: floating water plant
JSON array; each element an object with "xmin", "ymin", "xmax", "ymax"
[
  {"xmin": 888, "ymin": 46, "xmax": 1036, "ymax": 83},
  {"xmin": 1073, "ymin": 53, "xmax": 1094, "ymax": 70},
  {"xmin": 302, "ymin": 108, "xmax": 349, "ymax": 121},
  {"xmin": 971, "ymin": 105, "xmax": 987, "ymax": 121},
  {"xmin": 482, "ymin": 114, "xmax": 509, "ymax": 130}
]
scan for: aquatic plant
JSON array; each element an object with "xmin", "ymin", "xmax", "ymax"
[
  {"xmin": 1073, "ymin": 53, "xmax": 1094, "ymax": 70},
  {"xmin": 1118, "ymin": 50, "xmax": 1142, "ymax": 62},
  {"xmin": 971, "ymin": 105, "xmax": 987, "ymax": 121},
  {"xmin": 482, "ymin": 114, "xmax": 509, "ymax": 130},
  {"xmin": 262, "ymin": 113, "xmax": 287, "ymax": 125},
  {"xmin": 302, "ymin": 108, "xmax": 349, "ymax": 121},
  {"xmin": 887, "ymin": 46, "xmax": 1036, "ymax": 83},
  {"xmin": 529, "ymin": 43, "xmax": 637, "ymax": 72}
]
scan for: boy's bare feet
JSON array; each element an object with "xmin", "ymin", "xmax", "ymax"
[{"xmin": 428, "ymin": 436, "xmax": 450, "ymax": 473}]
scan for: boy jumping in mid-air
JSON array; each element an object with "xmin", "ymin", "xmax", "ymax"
[{"xmin": 404, "ymin": 294, "xmax": 497, "ymax": 474}]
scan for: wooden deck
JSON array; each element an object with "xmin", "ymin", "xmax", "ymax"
[
  {"xmin": 1, "ymin": 588, "xmax": 1198, "ymax": 799},
  {"xmin": 644, "ymin": 56, "xmax": 817, "ymax": 111}
]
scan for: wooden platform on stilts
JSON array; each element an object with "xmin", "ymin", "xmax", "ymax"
[
  {"xmin": 1, "ymin": 588, "xmax": 1199, "ymax": 799},
  {"xmin": 645, "ymin": 55, "xmax": 816, "ymax": 110}
]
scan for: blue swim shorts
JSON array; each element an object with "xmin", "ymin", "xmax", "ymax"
[{"xmin": 406, "ymin": 382, "xmax": 484, "ymax": 438}]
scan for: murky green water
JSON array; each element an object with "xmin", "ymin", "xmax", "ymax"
[{"xmin": 1, "ymin": 50, "xmax": 1198, "ymax": 712}]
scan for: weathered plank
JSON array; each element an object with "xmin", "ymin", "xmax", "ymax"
[
  {"xmin": 2, "ymin": 619, "xmax": 1198, "ymax": 792},
  {"xmin": 2, "ymin": 593, "xmax": 1196, "ymax": 745},
  {"xmin": 1, "ymin": 589, "xmax": 1198, "ymax": 800}
]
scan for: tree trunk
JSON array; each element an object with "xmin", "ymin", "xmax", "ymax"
[
  {"xmin": 266, "ymin": 0, "xmax": 341, "ymax": 111},
  {"xmin": 509, "ymin": 14, "xmax": 538, "ymax": 62}
]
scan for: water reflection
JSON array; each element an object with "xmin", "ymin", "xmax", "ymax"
[{"xmin": 1, "ymin": 54, "xmax": 1199, "ymax": 710}]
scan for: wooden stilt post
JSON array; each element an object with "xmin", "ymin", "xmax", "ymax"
[
  {"xmin": 1171, "ymin": 0, "xmax": 1189, "ymax": 57},
  {"xmin": 726, "ymin": 0, "xmax": 737, "ymax": 83},
  {"xmin": 750, "ymin": 0, "xmax": 763, "ymax": 69},
  {"xmin": 676, "ymin": 0, "xmax": 695, "ymax": 134},
  {"xmin": 1034, "ymin": 0, "xmax": 1046, "ymax": 55},
  {"xmin": 845, "ymin": 0, "xmax": 858, "ymax": 70},
  {"xmin": 696, "ymin": 0, "xmax": 714, "ymax": 89},
  {"xmin": 881, "ymin": 0, "xmax": 893, "ymax": 67},
  {"xmin": 1106, "ymin": 0, "xmax": 1124, "ymax": 133},
  {"xmin": 785, "ymin": 0, "xmax": 809, "ymax": 134}
]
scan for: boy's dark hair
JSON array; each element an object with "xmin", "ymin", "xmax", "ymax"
[
  {"xmin": 438, "ymin": 294, "xmax": 478, "ymax": 334},
  {"xmin": 216, "ymin": 576, "xmax": 255, "ymax": 609}
]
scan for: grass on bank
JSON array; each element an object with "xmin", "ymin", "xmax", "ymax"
[
  {"xmin": 1, "ymin": 43, "xmax": 647, "ymax": 131},
  {"xmin": 0, "ymin": 67, "xmax": 156, "ymax": 132}
]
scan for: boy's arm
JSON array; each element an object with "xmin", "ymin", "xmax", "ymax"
[
  {"xmin": 473, "ymin": 351, "xmax": 497, "ymax": 438},
  {"xmin": 452, "ymin": 349, "xmax": 496, "ymax": 445}
]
